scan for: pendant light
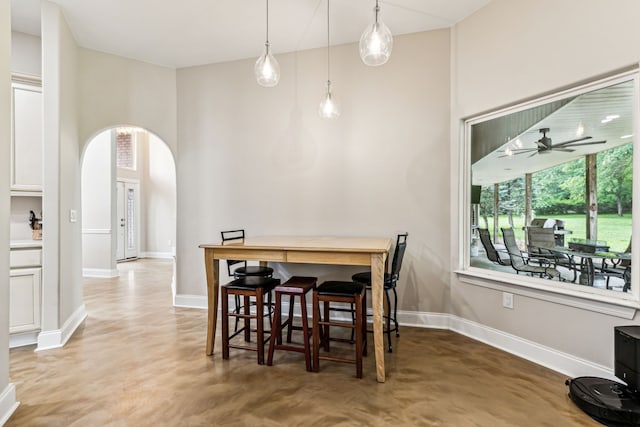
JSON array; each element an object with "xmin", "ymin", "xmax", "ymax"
[
  {"xmin": 359, "ymin": 0, "xmax": 393, "ymax": 66},
  {"xmin": 255, "ymin": 0, "xmax": 280, "ymax": 87},
  {"xmin": 319, "ymin": 0, "xmax": 339, "ymax": 119}
]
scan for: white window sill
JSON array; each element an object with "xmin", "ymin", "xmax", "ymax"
[{"xmin": 455, "ymin": 268, "xmax": 639, "ymax": 319}]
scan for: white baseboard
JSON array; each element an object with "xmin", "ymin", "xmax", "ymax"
[
  {"xmin": 171, "ymin": 294, "xmax": 614, "ymax": 380},
  {"xmin": 36, "ymin": 304, "xmax": 87, "ymax": 352},
  {"xmin": 9, "ymin": 330, "xmax": 39, "ymax": 349},
  {"xmin": 174, "ymin": 294, "xmax": 207, "ymax": 309},
  {"xmin": 82, "ymin": 268, "xmax": 119, "ymax": 278},
  {"xmin": 140, "ymin": 252, "xmax": 174, "ymax": 259},
  {"xmin": 0, "ymin": 383, "xmax": 19, "ymax": 426}
]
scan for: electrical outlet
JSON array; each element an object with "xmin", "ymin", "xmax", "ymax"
[{"xmin": 502, "ymin": 292, "xmax": 514, "ymax": 309}]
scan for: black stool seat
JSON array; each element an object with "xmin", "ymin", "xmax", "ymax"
[
  {"xmin": 235, "ymin": 265, "xmax": 274, "ymax": 277},
  {"xmin": 317, "ymin": 281, "xmax": 364, "ymax": 296},
  {"xmin": 224, "ymin": 276, "xmax": 279, "ymax": 290},
  {"xmin": 351, "ymin": 272, "xmax": 395, "ymax": 288}
]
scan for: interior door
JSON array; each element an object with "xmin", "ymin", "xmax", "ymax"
[
  {"xmin": 116, "ymin": 181, "xmax": 125, "ymax": 260},
  {"xmin": 116, "ymin": 181, "xmax": 139, "ymax": 261}
]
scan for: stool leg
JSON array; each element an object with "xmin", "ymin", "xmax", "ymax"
[
  {"xmin": 355, "ymin": 292, "xmax": 364, "ymax": 379},
  {"xmin": 267, "ymin": 291, "xmax": 282, "ymax": 366},
  {"xmin": 313, "ymin": 291, "xmax": 320, "ymax": 372},
  {"xmin": 362, "ymin": 288, "xmax": 368, "ymax": 357},
  {"xmin": 286, "ymin": 294, "xmax": 295, "ymax": 343},
  {"xmin": 243, "ymin": 295, "xmax": 251, "ymax": 342},
  {"xmin": 323, "ymin": 300, "xmax": 330, "ymax": 352},
  {"xmin": 300, "ymin": 293, "xmax": 312, "ymax": 372},
  {"xmin": 222, "ymin": 288, "xmax": 230, "ymax": 360},
  {"xmin": 385, "ymin": 288, "xmax": 392, "ymax": 353},
  {"xmin": 256, "ymin": 291, "xmax": 265, "ymax": 365}
]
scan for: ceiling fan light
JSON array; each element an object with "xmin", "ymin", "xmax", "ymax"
[
  {"xmin": 359, "ymin": 2, "xmax": 393, "ymax": 66},
  {"xmin": 255, "ymin": 42, "xmax": 280, "ymax": 87}
]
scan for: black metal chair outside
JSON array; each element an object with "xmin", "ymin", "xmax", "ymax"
[
  {"xmin": 501, "ymin": 228, "xmax": 560, "ymax": 280},
  {"xmin": 527, "ymin": 227, "xmax": 577, "ymax": 282},
  {"xmin": 351, "ymin": 232, "xmax": 408, "ymax": 353},
  {"xmin": 600, "ymin": 237, "xmax": 632, "ymax": 291},
  {"xmin": 477, "ymin": 228, "xmax": 510, "ymax": 266}
]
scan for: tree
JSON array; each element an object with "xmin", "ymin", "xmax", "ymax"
[{"xmin": 598, "ymin": 143, "xmax": 633, "ymax": 216}]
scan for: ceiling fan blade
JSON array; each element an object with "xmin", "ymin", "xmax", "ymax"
[
  {"xmin": 561, "ymin": 140, "xmax": 607, "ymax": 147},
  {"xmin": 554, "ymin": 148, "xmax": 575, "ymax": 152},
  {"xmin": 498, "ymin": 149, "xmax": 536, "ymax": 158},
  {"xmin": 552, "ymin": 136, "xmax": 592, "ymax": 148},
  {"xmin": 527, "ymin": 152, "xmax": 539, "ymax": 158}
]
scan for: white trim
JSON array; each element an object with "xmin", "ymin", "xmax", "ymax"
[
  {"xmin": 449, "ymin": 315, "xmax": 615, "ymax": 380},
  {"xmin": 9, "ymin": 330, "xmax": 39, "ymax": 348},
  {"xmin": 457, "ymin": 271, "xmax": 638, "ymax": 319},
  {"xmin": 173, "ymin": 294, "xmax": 207, "ymax": 309},
  {"xmin": 36, "ymin": 304, "xmax": 87, "ymax": 351},
  {"xmin": 140, "ymin": 251, "xmax": 174, "ymax": 259},
  {"xmin": 0, "ymin": 384, "xmax": 19, "ymax": 426},
  {"xmin": 81, "ymin": 228, "xmax": 111, "ymax": 234},
  {"xmin": 83, "ymin": 268, "xmax": 119, "ymax": 278}
]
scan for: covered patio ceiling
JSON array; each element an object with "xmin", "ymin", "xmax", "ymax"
[{"xmin": 472, "ymin": 79, "xmax": 634, "ymax": 186}]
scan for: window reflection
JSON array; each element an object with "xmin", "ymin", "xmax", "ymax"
[{"xmin": 469, "ymin": 76, "xmax": 634, "ymax": 294}]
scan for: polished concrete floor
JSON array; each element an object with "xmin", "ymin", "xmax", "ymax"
[{"xmin": 7, "ymin": 259, "xmax": 599, "ymax": 426}]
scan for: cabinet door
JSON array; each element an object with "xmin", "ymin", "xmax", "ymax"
[
  {"xmin": 9, "ymin": 267, "xmax": 42, "ymax": 334},
  {"xmin": 11, "ymin": 82, "xmax": 43, "ymax": 192}
]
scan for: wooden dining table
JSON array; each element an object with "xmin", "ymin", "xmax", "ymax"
[{"xmin": 199, "ymin": 236, "xmax": 393, "ymax": 382}]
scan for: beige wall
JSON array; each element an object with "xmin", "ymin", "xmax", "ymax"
[
  {"xmin": 11, "ymin": 31, "xmax": 40, "ymax": 77},
  {"xmin": 1, "ymin": 0, "xmax": 11, "ymax": 400},
  {"xmin": 77, "ymin": 49, "xmax": 177, "ymax": 154},
  {"xmin": 175, "ymin": 30, "xmax": 452, "ymax": 311},
  {"xmin": 41, "ymin": 0, "xmax": 83, "ymax": 331},
  {"xmin": 451, "ymin": 0, "xmax": 640, "ymax": 367}
]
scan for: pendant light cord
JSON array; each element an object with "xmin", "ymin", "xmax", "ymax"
[
  {"xmin": 266, "ymin": 0, "xmax": 270, "ymax": 44},
  {"xmin": 326, "ymin": 0, "xmax": 331, "ymax": 83},
  {"xmin": 375, "ymin": 0, "xmax": 379, "ymax": 24}
]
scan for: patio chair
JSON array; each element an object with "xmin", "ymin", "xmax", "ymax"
[
  {"xmin": 501, "ymin": 227, "xmax": 560, "ymax": 280},
  {"xmin": 527, "ymin": 227, "xmax": 577, "ymax": 282},
  {"xmin": 477, "ymin": 228, "xmax": 510, "ymax": 266},
  {"xmin": 601, "ymin": 237, "xmax": 631, "ymax": 290}
]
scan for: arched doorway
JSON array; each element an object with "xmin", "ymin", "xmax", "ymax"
[{"xmin": 80, "ymin": 126, "xmax": 176, "ymax": 290}]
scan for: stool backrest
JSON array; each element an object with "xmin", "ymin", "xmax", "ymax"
[
  {"xmin": 390, "ymin": 233, "xmax": 408, "ymax": 281},
  {"xmin": 221, "ymin": 229, "xmax": 246, "ymax": 275}
]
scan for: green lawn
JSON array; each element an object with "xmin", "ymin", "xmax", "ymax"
[{"xmin": 479, "ymin": 214, "xmax": 632, "ymax": 252}]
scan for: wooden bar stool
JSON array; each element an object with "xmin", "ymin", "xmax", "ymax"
[
  {"xmin": 313, "ymin": 281, "xmax": 367, "ymax": 378},
  {"xmin": 267, "ymin": 276, "xmax": 317, "ymax": 371},
  {"xmin": 221, "ymin": 276, "xmax": 280, "ymax": 365}
]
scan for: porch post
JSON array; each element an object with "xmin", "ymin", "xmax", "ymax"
[{"xmin": 586, "ymin": 154, "xmax": 597, "ymax": 240}]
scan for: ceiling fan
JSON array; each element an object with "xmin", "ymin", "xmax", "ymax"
[{"xmin": 500, "ymin": 128, "xmax": 606, "ymax": 158}]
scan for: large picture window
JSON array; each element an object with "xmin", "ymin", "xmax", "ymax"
[{"xmin": 463, "ymin": 70, "xmax": 639, "ymax": 306}]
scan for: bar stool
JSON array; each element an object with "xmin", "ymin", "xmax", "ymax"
[
  {"xmin": 221, "ymin": 276, "xmax": 280, "ymax": 365},
  {"xmin": 267, "ymin": 276, "xmax": 317, "ymax": 371},
  {"xmin": 313, "ymin": 281, "xmax": 367, "ymax": 378}
]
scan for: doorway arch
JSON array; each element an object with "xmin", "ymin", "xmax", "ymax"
[{"xmin": 80, "ymin": 126, "xmax": 177, "ymax": 291}]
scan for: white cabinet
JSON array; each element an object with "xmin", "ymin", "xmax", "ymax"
[
  {"xmin": 11, "ymin": 80, "xmax": 43, "ymax": 194},
  {"xmin": 9, "ymin": 267, "xmax": 41, "ymax": 334},
  {"xmin": 9, "ymin": 247, "xmax": 42, "ymax": 335}
]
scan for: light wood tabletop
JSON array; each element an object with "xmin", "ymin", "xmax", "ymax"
[{"xmin": 200, "ymin": 235, "xmax": 393, "ymax": 382}]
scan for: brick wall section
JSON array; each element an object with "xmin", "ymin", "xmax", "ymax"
[{"xmin": 116, "ymin": 131, "xmax": 134, "ymax": 169}]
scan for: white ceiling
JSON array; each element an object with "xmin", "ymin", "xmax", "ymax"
[
  {"xmin": 10, "ymin": 0, "xmax": 491, "ymax": 68},
  {"xmin": 472, "ymin": 80, "xmax": 635, "ymax": 185}
]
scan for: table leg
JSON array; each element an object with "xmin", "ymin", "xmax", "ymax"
[
  {"xmin": 371, "ymin": 252, "xmax": 386, "ymax": 382},
  {"xmin": 205, "ymin": 249, "xmax": 219, "ymax": 355}
]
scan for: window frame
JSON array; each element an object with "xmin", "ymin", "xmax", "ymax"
[{"xmin": 456, "ymin": 68, "xmax": 640, "ymax": 315}]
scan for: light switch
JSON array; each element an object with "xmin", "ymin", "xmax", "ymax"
[{"xmin": 69, "ymin": 209, "xmax": 78, "ymax": 223}]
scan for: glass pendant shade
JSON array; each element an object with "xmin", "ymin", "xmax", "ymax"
[
  {"xmin": 319, "ymin": 81, "xmax": 340, "ymax": 119},
  {"xmin": 359, "ymin": 4, "xmax": 393, "ymax": 66},
  {"xmin": 255, "ymin": 42, "xmax": 280, "ymax": 87}
]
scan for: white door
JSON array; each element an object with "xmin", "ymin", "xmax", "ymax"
[{"xmin": 116, "ymin": 181, "xmax": 139, "ymax": 261}]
